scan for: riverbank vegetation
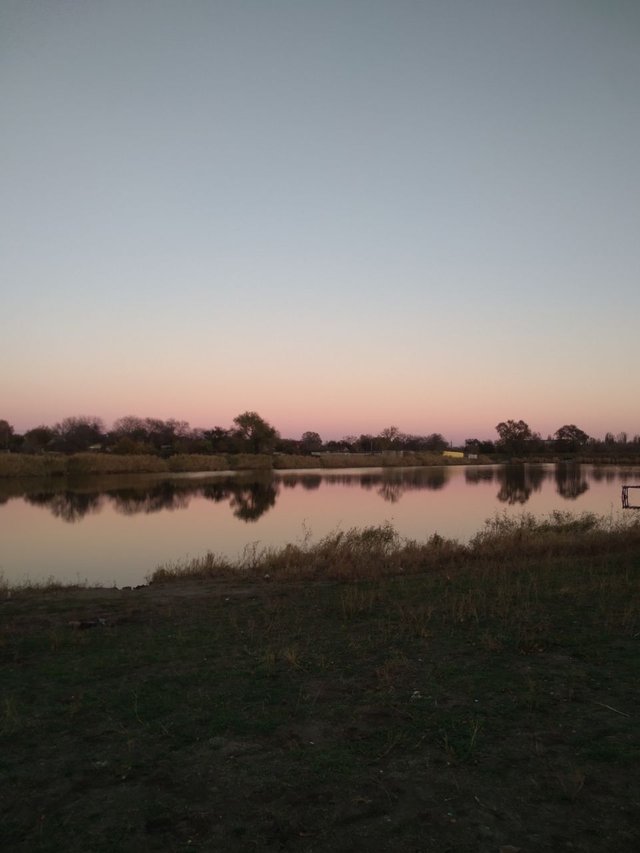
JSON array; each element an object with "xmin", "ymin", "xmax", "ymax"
[
  {"xmin": 149, "ymin": 511, "xmax": 640, "ymax": 584},
  {"xmin": 0, "ymin": 450, "xmax": 463, "ymax": 478},
  {"xmin": 2, "ymin": 513, "xmax": 640, "ymax": 850}
]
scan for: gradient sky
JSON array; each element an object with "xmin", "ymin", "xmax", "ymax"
[{"xmin": 2, "ymin": 0, "xmax": 639, "ymax": 443}]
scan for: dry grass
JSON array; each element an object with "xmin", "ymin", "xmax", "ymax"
[
  {"xmin": 272, "ymin": 454, "xmax": 322, "ymax": 469},
  {"xmin": 228, "ymin": 453, "xmax": 274, "ymax": 470},
  {"xmin": 0, "ymin": 454, "xmax": 66, "ymax": 478},
  {"xmin": 148, "ymin": 511, "xmax": 640, "ymax": 587},
  {"xmin": 0, "ymin": 449, "xmax": 476, "ymax": 479},
  {"xmin": 67, "ymin": 453, "xmax": 167, "ymax": 475},
  {"xmin": 166, "ymin": 454, "xmax": 230, "ymax": 472}
]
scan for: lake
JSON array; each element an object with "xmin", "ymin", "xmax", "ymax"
[{"xmin": 1, "ymin": 463, "xmax": 638, "ymax": 587}]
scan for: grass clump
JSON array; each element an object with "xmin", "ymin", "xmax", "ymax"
[{"xmin": 469, "ymin": 510, "xmax": 640, "ymax": 560}]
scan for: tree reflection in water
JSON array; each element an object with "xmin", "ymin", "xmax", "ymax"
[
  {"xmin": 465, "ymin": 468, "xmax": 495, "ymax": 484},
  {"xmin": 496, "ymin": 465, "xmax": 547, "ymax": 505},
  {"xmin": 111, "ymin": 483, "xmax": 192, "ymax": 515},
  {"xmin": 300, "ymin": 475, "xmax": 322, "ymax": 490},
  {"xmin": 555, "ymin": 463, "xmax": 589, "ymax": 500},
  {"xmin": 228, "ymin": 481, "xmax": 279, "ymax": 521},
  {"xmin": 202, "ymin": 475, "xmax": 279, "ymax": 521},
  {"xmin": 12, "ymin": 462, "xmax": 609, "ymax": 526},
  {"xmin": 25, "ymin": 491, "xmax": 104, "ymax": 522}
]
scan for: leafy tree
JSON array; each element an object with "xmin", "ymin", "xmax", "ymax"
[
  {"xmin": 203, "ymin": 427, "xmax": 234, "ymax": 453},
  {"xmin": 112, "ymin": 416, "xmax": 150, "ymax": 443},
  {"xmin": 54, "ymin": 416, "xmax": 105, "ymax": 452},
  {"xmin": 23, "ymin": 425, "xmax": 56, "ymax": 453},
  {"xmin": 137, "ymin": 418, "xmax": 191, "ymax": 452},
  {"xmin": 495, "ymin": 419, "xmax": 533, "ymax": 456},
  {"xmin": 423, "ymin": 433, "xmax": 448, "ymax": 452},
  {"xmin": 379, "ymin": 425, "xmax": 400, "ymax": 449},
  {"xmin": 274, "ymin": 436, "xmax": 300, "ymax": 454},
  {"xmin": 232, "ymin": 411, "xmax": 278, "ymax": 454},
  {"xmin": 111, "ymin": 436, "xmax": 150, "ymax": 455},
  {"xmin": 465, "ymin": 437, "xmax": 495, "ymax": 454},
  {"xmin": 300, "ymin": 431, "xmax": 323, "ymax": 454},
  {"xmin": 357, "ymin": 434, "xmax": 379, "ymax": 453},
  {"xmin": 325, "ymin": 439, "xmax": 351, "ymax": 452},
  {"xmin": 0, "ymin": 419, "xmax": 14, "ymax": 451},
  {"xmin": 554, "ymin": 424, "xmax": 590, "ymax": 453}
]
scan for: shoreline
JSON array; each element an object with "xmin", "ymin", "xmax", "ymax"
[
  {"xmin": 3, "ymin": 512, "xmax": 640, "ymax": 593},
  {"xmin": 2, "ymin": 450, "xmax": 640, "ymax": 480},
  {"xmin": 0, "ymin": 450, "xmax": 474, "ymax": 478}
]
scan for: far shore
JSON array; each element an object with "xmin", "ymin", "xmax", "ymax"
[
  {"xmin": 1, "ymin": 450, "xmax": 638, "ymax": 479},
  {"xmin": 0, "ymin": 450, "xmax": 483, "ymax": 478}
]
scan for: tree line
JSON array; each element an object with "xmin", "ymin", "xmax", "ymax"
[
  {"xmin": 0, "ymin": 413, "xmax": 449, "ymax": 456},
  {"xmin": 0, "ymin": 414, "xmax": 638, "ymax": 458}
]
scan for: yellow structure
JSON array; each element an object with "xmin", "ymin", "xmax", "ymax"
[{"xmin": 442, "ymin": 450, "xmax": 464, "ymax": 459}]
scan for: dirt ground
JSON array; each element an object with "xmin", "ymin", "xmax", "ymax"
[{"xmin": 2, "ymin": 564, "xmax": 640, "ymax": 852}]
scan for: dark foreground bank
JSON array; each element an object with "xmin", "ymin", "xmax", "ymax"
[{"xmin": 2, "ymin": 516, "xmax": 640, "ymax": 852}]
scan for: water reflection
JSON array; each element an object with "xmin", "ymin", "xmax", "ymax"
[
  {"xmin": 554, "ymin": 463, "xmax": 589, "ymax": 500},
  {"xmin": 228, "ymin": 481, "xmax": 279, "ymax": 522},
  {"xmin": 267, "ymin": 474, "xmax": 321, "ymax": 490},
  {"xmin": 495, "ymin": 465, "xmax": 547, "ymax": 505},
  {"xmin": 111, "ymin": 484, "xmax": 192, "ymax": 515},
  {"xmin": 18, "ymin": 476, "xmax": 282, "ymax": 524},
  {"xmin": 465, "ymin": 467, "xmax": 496, "ymax": 484},
  {"xmin": 5, "ymin": 464, "xmax": 640, "ymax": 525},
  {"xmin": 25, "ymin": 490, "xmax": 104, "ymax": 522},
  {"xmin": 4, "ymin": 463, "xmax": 640, "ymax": 588}
]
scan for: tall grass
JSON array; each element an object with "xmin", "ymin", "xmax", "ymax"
[
  {"xmin": 228, "ymin": 453, "xmax": 273, "ymax": 470},
  {"xmin": 272, "ymin": 455, "xmax": 321, "ymax": 469},
  {"xmin": 66, "ymin": 453, "xmax": 167, "ymax": 475},
  {"xmin": 294, "ymin": 451, "xmax": 452, "ymax": 469},
  {"xmin": 0, "ymin": 449, "xmax": 471, "ymax": 479},
  {"xmin": 0, "ymin": 454, "xmax": 67, "ymax": 477},
  {"xmin": 148, "ymin": 511, "xmax": 640, "ymax": 585},
  {"xmin": 467, "ymin": 510, "xmax": 635, "ymax": 559},
  {"xmin": 166, "ymin": 454, "xmax": 229, "ymax": 472}
]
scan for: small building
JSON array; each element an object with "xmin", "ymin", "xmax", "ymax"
[{"xmin": 442, "ymin": 450, "xmax": 464, "ymax": 459}]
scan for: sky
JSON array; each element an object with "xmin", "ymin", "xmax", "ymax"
[{"xmin": 1, "ymin": 0, "xmax": 639, "ymax": 443}]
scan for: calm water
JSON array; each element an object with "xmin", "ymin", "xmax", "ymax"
[{"xmin": 1, "ymin": 463, "xmax": 638, "ymax": 587}]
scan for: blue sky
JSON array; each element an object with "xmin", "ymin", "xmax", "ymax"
[{"xmin": 2, "ymin": 0, "xmax": 639, "ymax": 442}]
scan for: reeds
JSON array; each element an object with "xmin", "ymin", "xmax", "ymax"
[
  {"xmin": 166, "ymin": 454, "xmax": 229, "ymax": 472},
  {"xmin": 0, "ymin": 454, "xmax": 66, "ymax": 478},
  {"xmin": 66, "ymin": 453, "xmax": 167, "ymax": 475},
  {"xmin": 0, "ymin": 449, "xmax": 469, "ymax": 479}
]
